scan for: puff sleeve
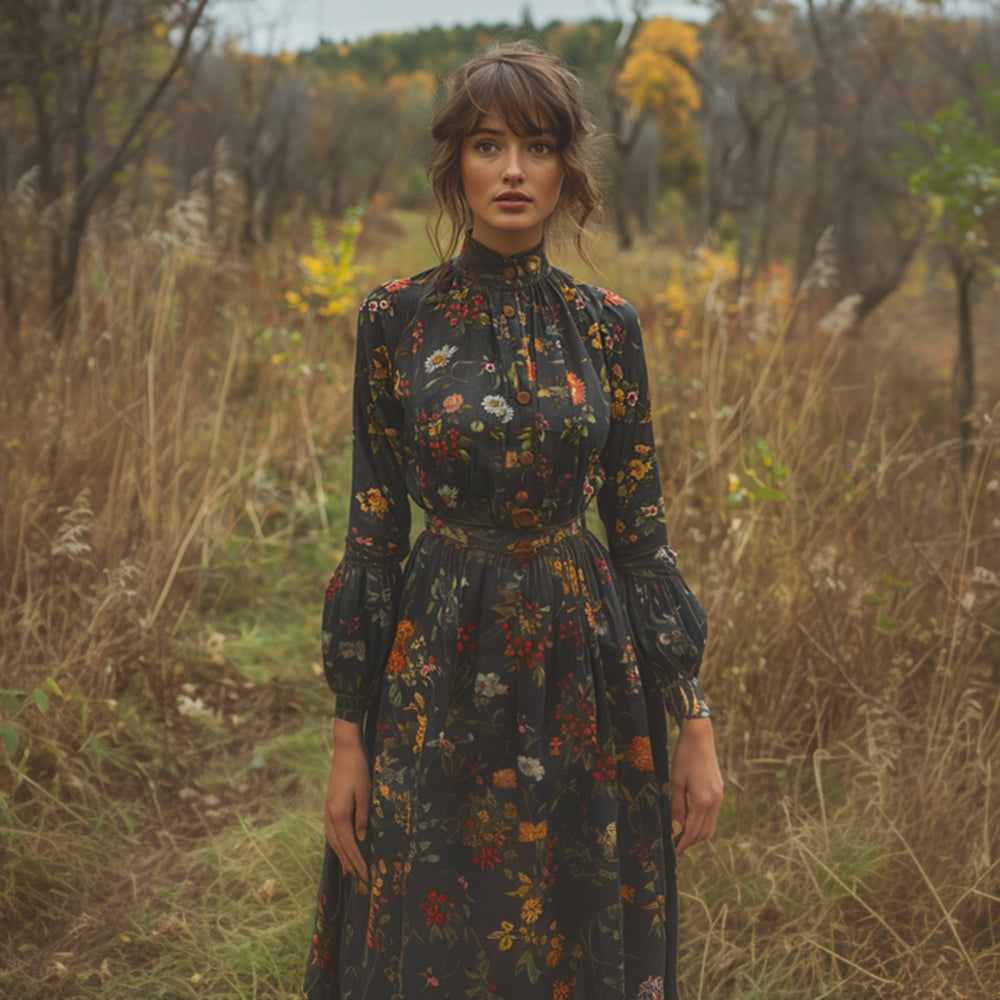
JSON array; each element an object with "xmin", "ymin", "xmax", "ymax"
[
  {"xmin": 595, "ymin": 299, "xmax": 711, "ymax": 724},
  {"xmin": 321, "ymin": 287, "xmax": 412, "ymax": 723}
]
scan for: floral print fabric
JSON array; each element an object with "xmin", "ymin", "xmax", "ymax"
[{"xmin": 304, "ymin": 236, "xmax": 710, "ymax": 1000}]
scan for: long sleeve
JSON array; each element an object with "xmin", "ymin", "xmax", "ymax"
[
  {"xmin": 595, "ymin": 298, "xmax": 710, "ymax": 724},
  {"xmin": 322, "ymin": 286, "xmax": 412, "ymax": 723}
]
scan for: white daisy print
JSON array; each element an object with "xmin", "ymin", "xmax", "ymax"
[
  {"xmin": 437, "ymin": 485, "xmax": 459, "ymax": 508},
  {"xmin": 517, "ymin": 755, "xmax": 545, "ymax": 782},
  {"xmin": 424, "ymin": 345, "xmax": 458, "ymax": 373},
  {"xmin": 482, "ymin": 395, "xmax": 514, "ymax": 424}
]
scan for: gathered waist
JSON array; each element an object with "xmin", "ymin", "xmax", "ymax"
[{"xmin": 424, "ymin": 514, "xmax": 585, "ymax": 564}]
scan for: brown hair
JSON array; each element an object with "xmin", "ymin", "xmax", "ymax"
[{"xmin": 428, "ymin": 41, "xmax": 602, "ymax": 264}]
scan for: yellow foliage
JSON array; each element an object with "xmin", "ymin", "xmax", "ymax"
[
  {"xmin": 284, "ymin": 210, "xmax": 367, "ymax": 322},
  {"xmin": 385, "ymin": 71, "xmax": 437, "ymax": 107},
  {"xmin": 655, "ymin": 244, "xmax": 739, "ymax": 330},
  {"xmin": 618, "ymin": 18, "xmax": 701, "ymax": 134}
]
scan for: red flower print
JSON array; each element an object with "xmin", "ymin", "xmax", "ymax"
[
  {"xmin": 474, "ymin": 846, "xmax": 500, "ymax": 868},
  {"xmin": 419, "ymin": 890, "xmax": 449, "ymax": 924}
]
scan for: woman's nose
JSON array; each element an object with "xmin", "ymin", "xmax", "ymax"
[{"xmin": 501, "ymin": 150, "xmax": 524, "ymax": 182}]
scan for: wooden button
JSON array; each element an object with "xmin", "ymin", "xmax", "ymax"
[
  {"xmin": 512, "ymin": 540, "xmax": 535, "ymax": 563},
  {"xmin": 516, "ymin": 390, "xmax": 532, "ymax": 405},
  {"xmin": 502, "ymin": 304, "xmax": 515, "ymax": 318},
  {"xmin": 518, "ymin": 451, "xmax": 535, "ymax": 466},
  {"xmin": 504, "ymin": 266, "xmax": 517, "ymax": 281},
  {"xmin": 512, "ymin": 507, "xmax": 537, "ymax": 528}
]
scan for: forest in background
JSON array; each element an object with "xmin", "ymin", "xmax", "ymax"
[{"xmin": 1, "ymin": 0, "xmax": 999, "ymax": 997}]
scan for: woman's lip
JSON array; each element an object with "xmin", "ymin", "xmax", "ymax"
[{"xmin": 495, "ymin": 193, "xmax": 530, "ymax": 203}]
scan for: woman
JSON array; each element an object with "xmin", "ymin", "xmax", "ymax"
[{"xmin": 305, "ymin": 42, "xmax": 722, "ymax": 1000}]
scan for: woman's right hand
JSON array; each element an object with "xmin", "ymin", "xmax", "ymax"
[{"xmin": 325, "ymin": 719, "xmax": 371, "ymax": 881}]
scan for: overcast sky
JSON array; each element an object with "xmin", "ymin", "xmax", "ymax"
[{"xmin": 211, "ymin": 0, "xmax": 704, "ymax": 52}]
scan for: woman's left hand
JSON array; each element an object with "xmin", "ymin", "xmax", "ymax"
[{"xmin": 670, "ymin": 716, "xmax": 723, "ymax": 857}]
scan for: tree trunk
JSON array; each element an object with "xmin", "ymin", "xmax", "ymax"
[{"xmin": 952, "ymin": 255, "xmax": 975, "ymax": 469}]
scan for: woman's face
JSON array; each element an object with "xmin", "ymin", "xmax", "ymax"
[{"xmin": 459, "ymin": 111, "xmax": 564, "ymax": 255}]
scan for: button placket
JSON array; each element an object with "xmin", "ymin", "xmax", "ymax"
[{"xmin": 499, "ymin": 290, "xmax": 541, "ymax": 527}]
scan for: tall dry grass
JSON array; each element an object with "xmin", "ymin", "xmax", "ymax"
[
  {"xmin": 623, "ymin": 249, "xmax": 1000, "ymax": 998},
  {"xmin": 0, "ymin": 179, "xmax": 358, "ymax": 986},
  {"xmin": 0, "ymin": 205, "xmax": 997, "ymax": 997}
]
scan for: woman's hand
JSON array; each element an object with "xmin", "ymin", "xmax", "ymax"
[
  {"xmin": 325, "ymin": 719, "xmax": 371, "ymax": 881},
  {"xmin": 670, "ymin": 716, "xmax": 723, "ymax": 857}
]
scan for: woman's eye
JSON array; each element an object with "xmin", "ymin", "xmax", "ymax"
[
  {"xmin": 475, "ymin": 141, "xmax": 497, "ymax": 153},
  {"xmin": 530, "ymin": 142, "xmax": 554, "ymax": 155}
]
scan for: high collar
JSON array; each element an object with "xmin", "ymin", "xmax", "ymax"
[{"xmin": 454, "ymin": 234, "xmax": 551, "ymax": 290}]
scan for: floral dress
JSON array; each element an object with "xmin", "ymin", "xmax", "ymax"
[{"xmin": 303, "ymin": 236, "xmax": 710, "ymax": 1000}]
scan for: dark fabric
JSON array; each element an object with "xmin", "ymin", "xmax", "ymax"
[{"xmin": 304, "ymin": 237, "xmax": 709, "ymax": 1000}]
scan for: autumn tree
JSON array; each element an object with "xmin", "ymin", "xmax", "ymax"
[
  {"xmin": 605, "ymin": 13, "xmax": 701, "ymax": 247},
  {"xmin": 0, "ymin": 0, "xmax": 210, "ymax": 349}
]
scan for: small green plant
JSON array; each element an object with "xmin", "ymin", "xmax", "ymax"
[
  {"xmin": 726, "ymin": 437, "xmax": 790, "ymax": 505},
  {"xmin": 0, "ymin": 677, "xmax": 64, "ymax": 758}
]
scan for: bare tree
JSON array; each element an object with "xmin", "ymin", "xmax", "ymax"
[{"xmin": 0, "ymin": 0, "xmax": 211, "ymax": 346}]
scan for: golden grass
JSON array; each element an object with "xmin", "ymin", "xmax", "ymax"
[{"xmin": 1, "ymin": 208, "xmax": 998, "ymax": 997}]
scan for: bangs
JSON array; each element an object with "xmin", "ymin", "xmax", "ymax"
[{"xmin": 456, "ymin": 62, "xmax": 571, "ymax": 146}]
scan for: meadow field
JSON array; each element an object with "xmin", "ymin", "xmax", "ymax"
[{"xmin": 1, "ymin": 204, "xmax": 998, "ymax": 1000}]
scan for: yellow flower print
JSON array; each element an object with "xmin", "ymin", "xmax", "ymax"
[
  {"xmin": 489, "ymin": 920, "xmax": 516, "ymax": 951},
  {"xmin": 493, "ymin": 768, "xmax": 517, "ymax": 789},
  {"xmin": 546, "ymin": 930, "xmax": 565, "ymax": 968},
  {"xmin": 628, "ymin": 458, "xmax": 652, "ymax": 481},
  {"xmin": 356, "ymin": 487, "xmax": 389, "ymax": 516},
  {"xmin": 386, "ymin": 620, "xmax": 417, "ymax": 674},
  {"xmin": 611, "ymin": 388, "xmax": 625, "ymax": 419},
  {"xmin": 518, "ymin": 820, "xmax": 547, "ymax": 842},
  {"xmin": 521, "ymin": 897, "xmax": 543, "ymax": 925}
]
